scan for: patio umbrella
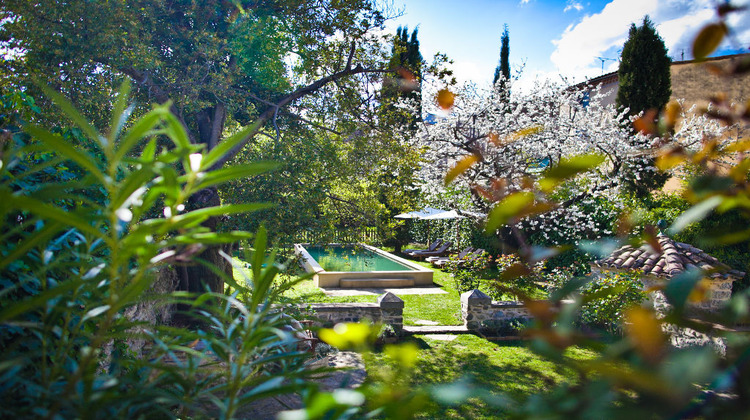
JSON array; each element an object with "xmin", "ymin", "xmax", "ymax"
[
  {"xmin": 393, "ymin": 207, "xmax": 447, "ymax": 219},
  {"xmin": 394, "ymin": 208, "xmax": 465, "ymax": 244}
]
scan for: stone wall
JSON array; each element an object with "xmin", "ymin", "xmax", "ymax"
[
  {"xmin": 639, "ymin": 274, "xmax": 735, "ymax": 314},
  {"xmin": 460, "ymin": 289, "xmax": 532, "ymax": 330},
  {"xmin": 299, "ymin": 292, "xmax": 404, "ymax": 333}
]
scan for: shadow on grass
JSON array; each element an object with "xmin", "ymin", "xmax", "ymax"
[{"xmin": 366, "ymin": 334, "xmax": 590, "ymax": 420}]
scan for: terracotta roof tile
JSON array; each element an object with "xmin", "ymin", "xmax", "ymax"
[{"xmin": 592, "ymin": 234, "xmax": 745, "ymax": 280}]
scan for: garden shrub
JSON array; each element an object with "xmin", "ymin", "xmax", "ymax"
[
  {"xmin": 445, "ymin": 251, "xmax": 492, "ymax": 293},
  {"xmin": 0, "ymin": 85, "xmax": 312, "ymax": 418},
  {"xmin": 548, "ymin": 270, "xmax": 646, "ymax": 334},
  {"xmin": 479, "ymin": 317, "xmax": 534, "ymax": 337}
]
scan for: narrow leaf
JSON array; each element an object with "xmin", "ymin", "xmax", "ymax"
[
  {"xmin": 693, "ymin": 23, "xmax": 727, "ymax": 61},
  {"xmin": 9, "ymin": 195, "xmax": 101, "ymax": 237},
  {"xmin": 667, "ymin": 196, "xmax": 722, "ymax": 235},
  {"xmin": 38, "ymin": 83, "xmax": 104, "ymax": 149},
  {"xmin": 195, "ymin": 162, "xmax": 280, "ymax": 189},
  {"xmin": 485, "ymin": 192, "xmax": 534, "ymax": 233},
  {"xmin": 445, "ymin": 154, "xmax": 479, "ymax": 186},
  {"xmin": 25, "ymin": 125, "xmax": 105, "ymax": 183},
  {"xmin": 82, "ymin": 305, "xmax": 111, "ymax": 322},
  {"xmin": 115, "ymin": 108, "xmax": 166, "ymax": 163},
  {"xmin": 202, "ymin": 119, "xmax": 264, "ymax": 169},
  {"xmin": 108, "ymin": 80, "xmax": 133, "ymax": 146}
]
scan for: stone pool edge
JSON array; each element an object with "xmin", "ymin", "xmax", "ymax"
[{"xmin": 294, "ymin": 243, "xmax": 434, "ymax": 288}]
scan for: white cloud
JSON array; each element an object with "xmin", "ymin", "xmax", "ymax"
[
  {"xmin": 546, "ymin": 0, "xmax": 743, "ymax": 83},
  {"xmin": 564, "ymin": 1, "xmax": 584, "ymax": 13}
]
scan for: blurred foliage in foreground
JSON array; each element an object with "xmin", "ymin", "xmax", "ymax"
[{"xmin": 0, "ymin": 83, "xmax": 320, "ymax": 418}]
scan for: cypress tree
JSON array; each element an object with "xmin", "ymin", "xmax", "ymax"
[
  {"xmin": 381, "ymin": 26, "xmax": 423, "ymax": 130},
  {"xmin": 493, "ymin": 24, "xmax": 510, "ymax": 86},
  {"xmin": 616, "ymin": 16, "xmax": 672, "ymax": 116},
  {"xmin": 616, "ymin": 16, "xmax": 672, "ymax": 198}
]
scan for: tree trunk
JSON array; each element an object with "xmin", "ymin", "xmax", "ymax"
[
  {"xmin": 175, "ymin": 103, "xmax": 232, "ymax": 296},
  {"xmin": 175, "ymin": 186, "xmax": 232, "ymax": 295}
]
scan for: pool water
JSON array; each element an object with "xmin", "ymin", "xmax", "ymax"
[{"xmin": 304, "ymin": 245, "xmax": 416, "ymax": 272}]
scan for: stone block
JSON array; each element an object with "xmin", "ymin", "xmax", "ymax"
[{"xmin": 378, "ymin": 292, "xmax": 405, "ymax": 309}]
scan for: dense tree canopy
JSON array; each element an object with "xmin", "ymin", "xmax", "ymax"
[
  {"xmin": 616, "ymin": 16, "xmax": 672, "ymax": 116},
  {"xmin": 0, "ymin": 0, "xmax": 404, "ymax": 292}
]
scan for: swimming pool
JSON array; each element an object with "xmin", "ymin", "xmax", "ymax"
[{"xmin": 295, "ymin": 243, "xmax": 433, "ymax": 288}]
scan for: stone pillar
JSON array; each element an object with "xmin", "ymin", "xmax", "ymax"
[
  {"xmin": 706, "ymin": 277, "xmax": 734, "ymax": 312},
  {"xmin": 378, "ymin": 292, "xmax": 404, "ymax": 333},
  {"xmin": 461, "ymin": 289, "xmax": 491, "ymax": 330}
]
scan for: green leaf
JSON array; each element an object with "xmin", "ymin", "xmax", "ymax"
[
  {"xmin": 667, "ymin": 196, "xmax": 722, "ymax": 235},
  {"xmin": 9, "ymin": 194, "xmax": 101, "ymax": 237},
  {"xmin": 82, "ymin": 305, "xmax": 111, "ymax": 322},
  {"xmin": 37, "ymin": 83, "xmax": 105, "ymax": 149},
  {"xmin": 252, "ymin": 225, "xmax": 268, "ymax": 289},
  {"xmin": 171, "ymin": 231, "xmax": 253, "ymax": 245},
  {"xmin": 161, "ymin": 111, "xmax": 192, "ymax": 149},
  {"xmin": 194, "ymin": 162, "xmax": 280, "ymax": 189},
  {"xmin": 25, "ymin": 125, "xmax": 106, "ymax": 183},
  {"xmin": 0, "ymin": 278, "xmax": 83, "ymax": 322},
  {"xmin": 485, "ymin": 192, "xmax": 534, "ymax": 233},
  {"xmin": 168, "ymin": 203, "xmax": 274, "ymax": 230},
  {"xmin": 0, "ymin": 221, "xmax": 63, "ymax": 271},
  {"xmin": 693, "ymin": 23, "xmax": 727, "ymax": 61},
  {"xmin": 664, "ymin": 267, "xmax": 703, "ymax": 311},
  {"xmin": 114, "ymin": 107, "xmax": 166, "ymax": 163},
  {"xmin": 108, "ymin": 80, "xmax": 133, "ymax": 147},
  {"xmin": 542, "ymin": 153, "xmax": 605, "ymax": 182},
  {"xmin": 202, "ymin": 119, "xmax": 263, "ymax": 169}
]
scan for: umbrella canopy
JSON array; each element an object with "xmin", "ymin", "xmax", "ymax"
[
  {"xmin": 422, "ymin": 209, "xmax": 465, "ymax": 220},
  {"xmin": 394, "ymin": 207, "xmax": 448, "ymax": 219}
]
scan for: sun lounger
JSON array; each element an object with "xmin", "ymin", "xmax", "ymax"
[
  {"xmin": 409, "ymin": 241, "xmax": 452, "ymax": 258},
  {"xmin": 433, "ymin": 248, "xmax": 485, "ymax": 268},
  {"xmin": 402, "ymin": 239, "xmax": 442, "ymax": 255},
  {"xmin": 429, "ymin": 247, "xmax": 474, "ymax": 266}
]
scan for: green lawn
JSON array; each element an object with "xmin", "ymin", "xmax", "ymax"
[
  {"xmin": 365, "ymin": 334, "xmax": 597, "ymax": 419},
  {"xmin": 234, "ymin": 252, "xmax": 598, "ymax": 418}
]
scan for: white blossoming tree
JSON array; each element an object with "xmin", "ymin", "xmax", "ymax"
[{"xmin": 414, "ymin": 79, "xmax": 736, "ymax": 251}]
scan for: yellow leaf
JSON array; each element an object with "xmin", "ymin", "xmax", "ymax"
[
  {"xmin": 490, "ymin": 126, "xmax": 543, "ymax": 146},
  {"xmin": 319, "ymin": 323, "xmax": 372, "ymax": 350},
  {"xmin": 445, "ymin": 154, "xmax": 479, "ymax": 185},
  {"xmin": 688, "ymin": 278, "xmax": 711, "ymax": 303},
  {"xmin": 655, "ymin": 148, "xmax": 686, "ymax": 171},
  {"xmin": 436, "ymin": 89, "xmax": 455, "ymax": 110},
  {"xmin": 625, "ymin": 307, "xmax": 666, "ymax": 363},
  {"xmin": 384, "ymin": 342, "xmax": 420, "ymax": 368},
  {"xmin": 663, "ymin": 101, "xmax": 682, "ymax": 127},
  {"xmin": 485, "ymin": 191, "xmax": 535, "ymax": 232},
  {"xmin": 726, "ymin": 137, "xmax": 750, "ymax": 153},
  {"xmin": 693, "ymin": 23, "xmax": 728, "ymax": 61}
]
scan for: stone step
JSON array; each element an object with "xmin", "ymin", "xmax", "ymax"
[
  {"xmin": 339, "ymin": 278, "xmax": 415, "ymax": 288},
  {"xmin": 402, "ymin": 325, "xmax": 470, "ymax": 335}
]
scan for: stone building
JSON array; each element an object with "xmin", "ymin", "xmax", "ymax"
[{"xmin": 575, "ymin": 53, "xmax": 750, "ymax": 111}]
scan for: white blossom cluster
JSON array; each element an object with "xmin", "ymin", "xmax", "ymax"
[{"xmin": 410, "ymin": 78, "xmax": 735, "ymax": 244}]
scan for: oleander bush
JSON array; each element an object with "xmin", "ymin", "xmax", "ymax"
[{"xmin": 0, "ymin": 84, "xmax": 312, "ymax": 418}]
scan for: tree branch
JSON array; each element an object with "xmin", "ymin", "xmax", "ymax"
[
  {"xmin": 121, "ymin": 67, "xmax": 198, "ymax": 144},
  {"xmin": 211, "ymin": 63, "xmax": 395, "ymax": 169}
]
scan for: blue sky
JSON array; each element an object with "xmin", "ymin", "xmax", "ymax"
[{"xmin": 385, "ymin": 0, "xmax": 750, "ymax": 90}]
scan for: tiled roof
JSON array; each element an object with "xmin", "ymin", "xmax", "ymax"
[{"xmin": 593, "ymin": 234, "xmax": 745, "ymax": 280}]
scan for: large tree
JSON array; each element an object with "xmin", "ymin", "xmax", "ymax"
[
  {"xmin": 616, "ymin": 16, "xmax": 672, "ymax": 116},
  {"xmin": 0, "ymin": 0, "xmax": 396, "ymax": 293}
]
